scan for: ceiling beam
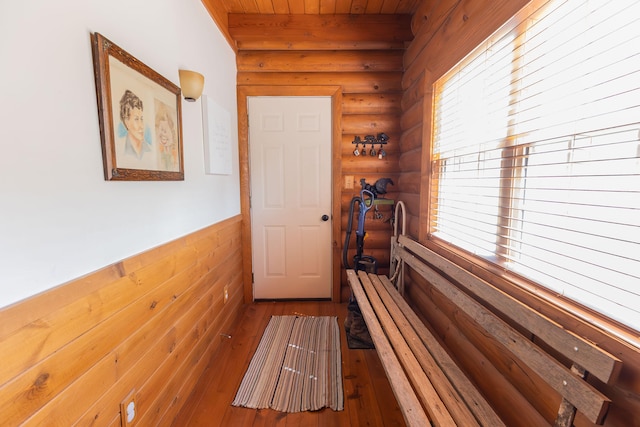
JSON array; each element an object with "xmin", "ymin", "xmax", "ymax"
[{"xmin": 229, "ymin": 14, "xmax": 413, "ymax": 50}]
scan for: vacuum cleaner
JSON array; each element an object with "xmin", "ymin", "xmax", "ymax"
[{"xmin": 342, "ymin": 177, "xmax": 394, "ymax": 274}]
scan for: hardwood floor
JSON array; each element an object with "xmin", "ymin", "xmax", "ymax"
[{"xmin": 173, "ymin": 301, "xmax": 406, "ymax": 426}]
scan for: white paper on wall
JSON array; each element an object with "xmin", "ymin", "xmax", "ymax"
[{"xmin": 202, "ymin": 95, "xmax": 232, "ymax": 175}]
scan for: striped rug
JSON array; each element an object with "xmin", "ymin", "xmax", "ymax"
[{"xmin": 232, "ymin": 315, "xmax": 344, "ymax": 412}]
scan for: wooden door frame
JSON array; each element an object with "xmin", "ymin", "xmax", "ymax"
[{"xmin": 237, "ymin": 86, "xmax": 343, "ymax": 303}]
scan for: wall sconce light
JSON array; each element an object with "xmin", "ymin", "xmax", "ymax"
[{"xmin": 178, "ymin": 69, "xmax": 205, "ymax": 102}]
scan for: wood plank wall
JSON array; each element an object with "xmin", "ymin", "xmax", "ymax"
[
  {"xmin": 230, "ymin": 14, "xmax": 413, "ymax": 301},
  {"xmin": 400, "ymin": 1, "xmax": 640, "ymax": 426},
  {"xmin": 0, "ymin": 216, "xmax": 244, "ymax": 426}
]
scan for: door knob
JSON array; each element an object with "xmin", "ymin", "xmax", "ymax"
[{"xmin": 321, "ymin": 214, "xmax": 330, "ymax": 221}]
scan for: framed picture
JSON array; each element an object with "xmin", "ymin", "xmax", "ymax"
[{"xmin": 91, "ymin": 32, "xmax": 184, "ymax": 181}]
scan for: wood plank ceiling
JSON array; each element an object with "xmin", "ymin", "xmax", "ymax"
[{"xmin": 209, "ymin": 0, "xmax": 421, "ymax": 14}]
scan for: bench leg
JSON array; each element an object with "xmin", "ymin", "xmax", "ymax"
[{"xmin": 554, "ymin": 364, "xmax": 586, "ymax": 427}]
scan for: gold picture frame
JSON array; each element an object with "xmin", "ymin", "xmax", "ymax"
[{"xmin": 91, "ymin": 32, "xmax": 184, "ymax": 181}]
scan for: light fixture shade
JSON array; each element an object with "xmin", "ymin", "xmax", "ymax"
[{"xmin": 178, "ymin": 69, "xmax": 204, "ymax": 102}]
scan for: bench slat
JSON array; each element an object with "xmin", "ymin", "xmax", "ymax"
[
  {"xmin": 375, "ymin": 274, "xmax": 507, "ymax": 427},
  {"xmin": 356, "ymin": 270, "xmax": 463, "ymax": 427},
  {"xmin": 346, "ymin": 269, "xmax": 430, "ymax": 427},
  {"xmin": 398, "ymin": 235, "xmax": 622, "ymax": 385},
  {"xmin": 400, "ymin": 249, "xmax": 611, "ymax": 424}
]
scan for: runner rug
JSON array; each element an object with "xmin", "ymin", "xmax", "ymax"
[{"xmin": 232, "ymin": 315, "xmax": 344, "ymax": 412}]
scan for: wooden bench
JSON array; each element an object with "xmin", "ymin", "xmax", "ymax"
[{"xmin": 346, "ymin": 233, "xmax": 622, "ymax": 427}]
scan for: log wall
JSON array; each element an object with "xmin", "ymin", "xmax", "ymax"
[
  {"xmin": 230, "ymin": 14, "xmax": 413, "ymax": 301},
  {"xmin": 0, "ymin": 216, "xmax": 244, "ymax": 426},
  {"xmin": 400, "ymin": 1, "xmax": 640, "ymax": 426}
]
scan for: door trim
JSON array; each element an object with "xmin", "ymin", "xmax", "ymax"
[{"xmin": 237, "ymin": 86, "xmax": 343, "ymax": 302}]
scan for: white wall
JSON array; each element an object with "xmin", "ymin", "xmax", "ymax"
[{"xmin": 0, "ymin": 0, "xmax": 240, "ymax": 308}]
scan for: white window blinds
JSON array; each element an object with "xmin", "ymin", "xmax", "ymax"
[{"xmin": 431, "ymin": 0, "xmax": 640, "ymax": 332}]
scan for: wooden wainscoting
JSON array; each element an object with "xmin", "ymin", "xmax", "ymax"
[{"xmin": 0, "ymin": 216, "xmax": 244, "ymax": 426}]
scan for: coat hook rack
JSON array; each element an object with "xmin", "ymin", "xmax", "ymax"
[{"xmin": 352, "ymin": 133, "xmax": 389, "ymax": 159}]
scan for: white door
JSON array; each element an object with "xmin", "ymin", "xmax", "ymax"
[{"xmin": 249, "ymin": 96, "xmax": 332, "ymax": 299}]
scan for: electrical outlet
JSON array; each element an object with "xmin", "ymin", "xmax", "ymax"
[
  {"xmin": 120, "ymin": 390, "xmax": 136, "ymax": 427},
  {"xmin": 345, "ymin": 175, "xmax": 354, "ymax": 189},
  {"xmin": 223, "ymin": 285, "xmax": 229, "ymax": 304}
]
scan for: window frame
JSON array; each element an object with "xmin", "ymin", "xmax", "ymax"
[{"xmin": 425, "ymin": 0, "xmax": 640, "ymax": 347}]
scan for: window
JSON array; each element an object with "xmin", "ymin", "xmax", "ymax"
[{"xmin": 431, "ymin": 0, "xmax": 640, "ymax": 332}]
